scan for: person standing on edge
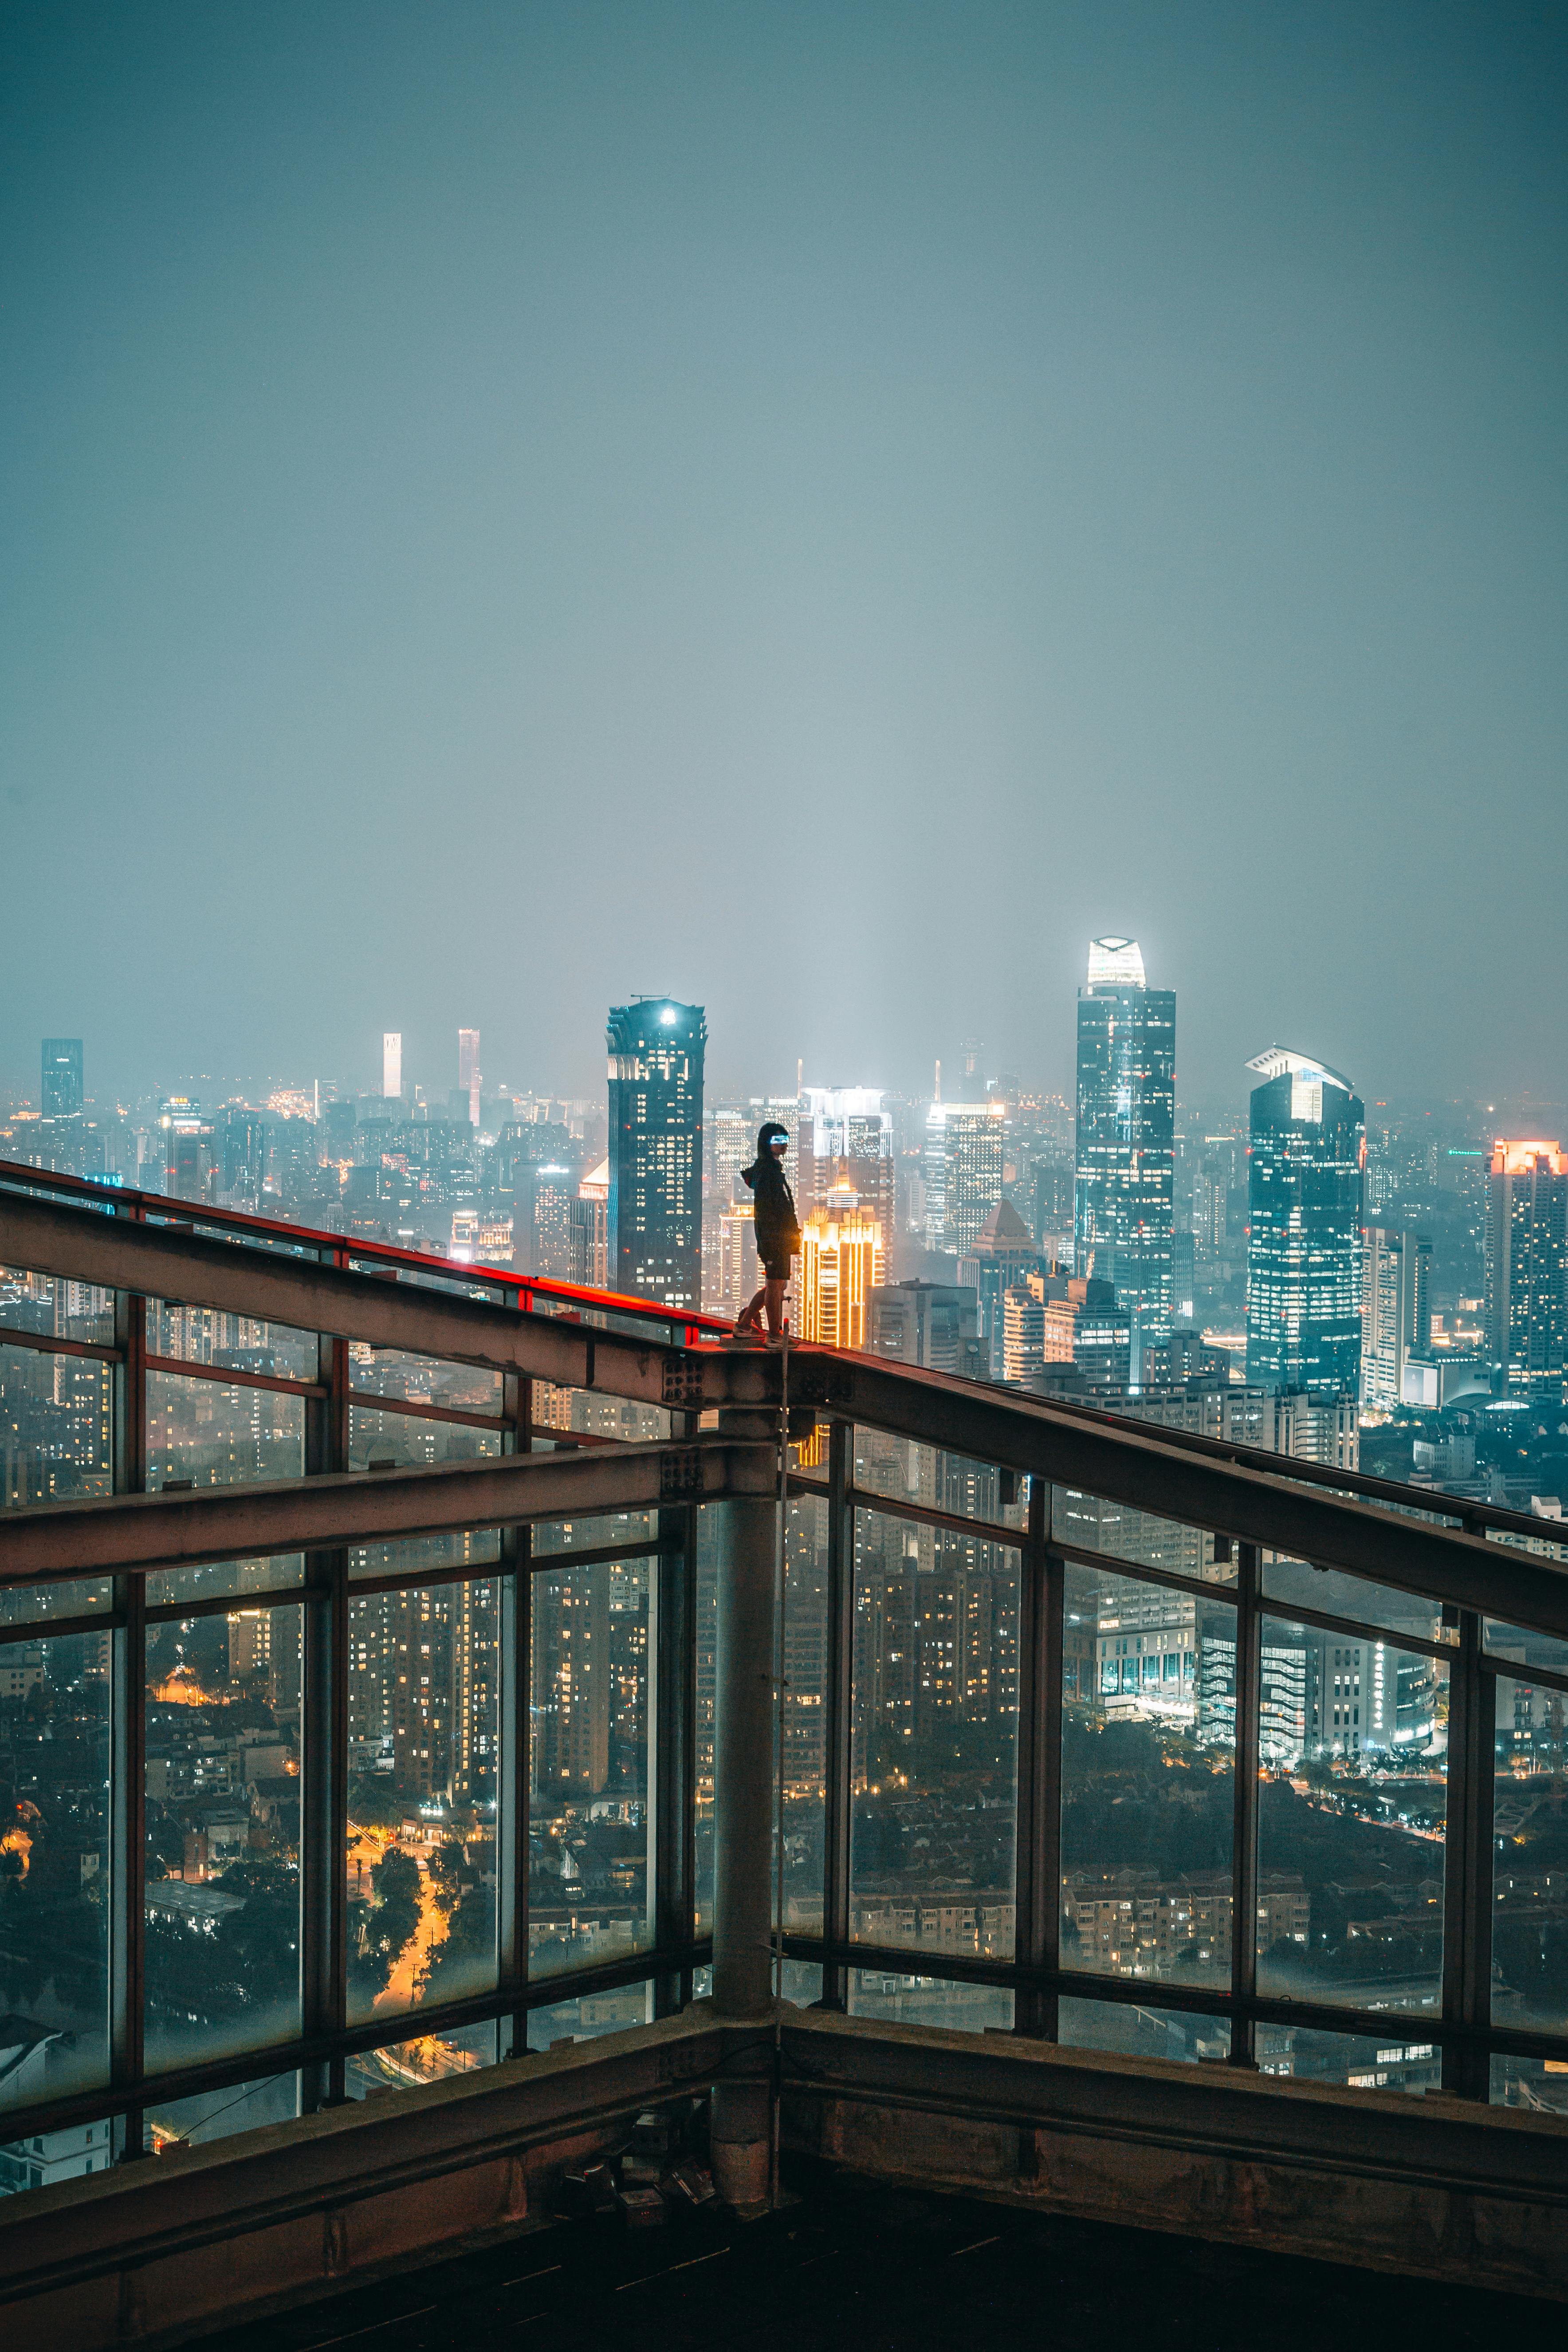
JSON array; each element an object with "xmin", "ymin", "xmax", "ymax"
[{"xmin": 733, "ymin": 1121, "xmax": 800, "ymax": 1341}]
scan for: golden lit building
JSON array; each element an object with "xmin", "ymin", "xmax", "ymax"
[{"xmin": 798, "ymin": 1186, "xmax": 884, "ymax": 1351}]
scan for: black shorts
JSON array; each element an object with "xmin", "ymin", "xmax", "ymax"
[{"xmin": 758, "ymin": 1253, "xmax": 791, "ymax": 1282}]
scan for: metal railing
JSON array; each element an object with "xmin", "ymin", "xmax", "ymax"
[{"xmin": 1, "ymin": 1159, "xmax": 1566, "ymax": 2181}]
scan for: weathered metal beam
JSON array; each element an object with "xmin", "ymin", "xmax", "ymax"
[
  {"xmin": 781, "ymin": 1353, "xmax": 1568, "ymax": 1639},
  {"xmin": 0, "ymin": 1191, "xmax": 734, "ymax": 1415},
  {"xmin": 0, "ymin": 1435, "xmax": 774, "ymax": 1585}
]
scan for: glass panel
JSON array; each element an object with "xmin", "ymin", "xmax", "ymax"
[
  {"xmin": 1486, "ymin": 1621, "xmax": 1568, "ymax": 1677},
  {"xmin": 849, "ymin": 1507, "xmax": 1019, "ymax": 1960},
  {"xmin": 532, "ymin": 1385, "xmax": 671, "ymax": 1445},
  {"xmin": 346, "ymin": 1579, "xmax": 499, "ymax": 2026},
  {"xmin": 846, "ymin": 1970, "xmax": 1013, "ymax": 2033},
  {"xmin": 529, "ymin": 1554, "xmax": 651, "ymax": 1979},
  {"xmin": 1493, "ymin": 1676, "xmax": 1568, "ymax": 2039},
  {"xmin": 782, "ymin": 1494, "xmax": 827, "ymax": 1938},
  {"xmin": 533, "ymin": 1510, "xmax": 658, "ymax": 1558},
  {"xmin": 1271, "ymin": 2026, "xmax": 1441, "ymax": 2093},
  {"xmin": 527, "ymin": 1980, "xmax": 652, "ymax": 2050},
  {"xmin": 347, "ymin": 1405, "xmax": 501, "ymax": 1474},
  {"xmin": 145, "ymin": 2072, "xmax": 300, "ymax": 2151},
  {"xmin": 144, "ymin": 1604, "xmax": 303, "ymax": 2072},
  {"xmin": 0, "ymin": 1579, "xmax": 111, "ymax": 1628},
  {"xmin": 1058, "ymin": 1997, "xmax": 1222, "ymax": 2063},
  {"xmin": 1261, "ymin": 1556, "xmax": 1443, "ymax": 1648},
  {"xmin": 347, "ymin": 1343, "xmax": 503, "ymax": 1417},
  {"xmin": 695, "ymin": 1506, "xmax": 717, "ymax": 1935},
  {"xmin": 1491, "ymin": 2052, "xmax": 1568, "ymax": 2114},
  {"xmin": 1060, "ymin": 1565, "xmax": 1234, "ymax": 1990},
  {"xmin": 1052, "ymin": 1487, "xmax": 1233, "ymax": 1585},
  {"xmin": 0, "ymin": 1344, "xmax": 113, "ymax": 1507},
  {"xmin": 147, "ymin": 1554, "xmax": 307, "ymax": 1609},
  {"xmin": 0, "ymin": 2111, "xmax": 115, "ymax": 2194},
  {"xmin": 146, "ymin": 1370, "xmax": 305, "ymax": 1488},
  {"xmin": 0, "ymin": 1638, "xmax": 110, "ymax": 2109},
  {"xmin": 1257, "ymin": 1617, "xmax": 1446, "ymax": 2015},
  {"xmin": 350, "ymin": 1531, "xmax": 502, "ymax": 1582},
  {"xmin": 853, "ymin": 1431, "xmax": 1026, "ymax": 1538},
  {"xmin": 148, "ymin": 1299, "xmax": 318, "ymax": 1383},
  {"xmin": 0, "ymin": 1268, "xmax": 114, "ymax": 1345},
  {"xmin": 345, "ymin": 2019, "xmax": 498, "ymax": 2098}
]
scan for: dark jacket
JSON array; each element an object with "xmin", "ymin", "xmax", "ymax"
[{"xmin": 742, "ymin": 1152, "xmax": 801, "ymax": 1265}]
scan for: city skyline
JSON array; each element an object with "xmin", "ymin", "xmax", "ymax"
[{"xmin": 3, "ymin": 9, "xmax": 1565, "ymax": 1109}]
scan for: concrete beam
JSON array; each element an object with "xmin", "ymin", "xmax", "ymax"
[{"xmin": 0, "ymin": 1436, "xmax": 776, "ymax": 1587}]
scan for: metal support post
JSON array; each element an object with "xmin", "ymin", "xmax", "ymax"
[
  {"xmin": 709, "ymin": 1398, "xmax": 778, "ymax": 2208},
  {"xmin": 110, "ymin": 1231, "xmax": 147, "ymax": 2161},
  {"xmin": 497, "ymin": 1373, "xmax": 532, "ymax": 2060},
  {"xmin": 1442, "ymin": 1609, "xmax": 1495, "ymax": 2099},
  {"xmin": 1014, "ymin": 1479, "xmax": 1061, "ymax": 2039},
  {"xmin": 300, "ymin": 1280, "xmax": 350, "ymax": 2110},
  {"xmin": 820, "ymin": 1419, "xmax": 853, "ymax": 2011},
  {"xmin": 1229, "ymin": 1542, "xmax": 1261, "ymax": 2068}
]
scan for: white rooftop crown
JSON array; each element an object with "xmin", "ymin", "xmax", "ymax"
[
  {"xmin": 1245, "ymin": 1047, "xmax": 1353, "ymax": 1093},
  {"xmin": 1086, "ymin": 937, "xmax": 1146, "ymax": 988}
]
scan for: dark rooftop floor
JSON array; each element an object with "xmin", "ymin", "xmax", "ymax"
[{"xmin": 184, "ymin": 2157, "xmax": 1554, "ymax": 2352}]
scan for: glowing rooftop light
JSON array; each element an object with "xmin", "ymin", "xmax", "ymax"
[
  {"xmin": 659, "ymin": 1007, "xmax": 678, "ymax": 1025},
  {"xmin": 1086, "ymin": 936, "xmax": 1146, "ymax": 988}
]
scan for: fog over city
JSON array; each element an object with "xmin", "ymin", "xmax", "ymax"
[{"xmin": 3, "ymin": 4, "xmax": 1565, "ymax": 1109}]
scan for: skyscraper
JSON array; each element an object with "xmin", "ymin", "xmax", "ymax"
[
  {"xmin": 1360, "ymin": 1227, "xmax": 1432, "ymax": 1414},
  {"xmin": 798, "ymin": 1183, "xmax": 884, "ymax": 1349},
  {"xmin": 41, "ymin": 1039, "xmax": 83, "ymax": 1119},
  {"xmin": 382, "ymin": 1033, "xmax": 402, "ymax": 1100},
  {"xmin": 1073, "ymin": 936, "xmax": 1175, "ymax": 1381},
  {"xmin": 1485, "ymin": 1141, "xmax": 1567, "ymax": 1400},
  {"xmin": 1245, "ymin": 1049, "xmax": 1365, "ymax": 1399},
  {"xmin": 923, "ymin": 1102, "xmax": 1005, "ymax": 1257},
  {"xmin": 606, "ymin": 998, "xmax": 705, "ymax": 1310},
  {"xmin": 458, "ymin": 1029, "xmax": 481, "ymax": 1126}
]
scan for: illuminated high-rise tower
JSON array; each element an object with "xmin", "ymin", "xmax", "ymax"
[
  {"xmin": 1485, "ymin": 1141, "xmax": 1567, "ymax": 1399},
  {"xmin": 923, "ymin": 1102, "xmax": 1005, "ymax": 1257},
  {"xmin": 606, "ymin": 998, "xmax": 706, "ymax": 1310},
  {"xmin": 382, "ymin": 1033, "xmax": 402, "ymax": 1100},
  {"xmin": 458, "ymin": 1029, "xmax": 481, "ymax": 1126},
  {"xmin": 799, "ymin": 1184, "xmax": 884, "ymax": 1349},
  {"xmin": 1073, "ymin": 937, "xmax": 1175, "ymax": 1380},
  {"xmin": 41, "ymin": 1038, "xmax": 83, "ymax": 1118},
  {"xmin": 1245, "ymin": 1049, "xmax": 1364, "ymax": 1398}
]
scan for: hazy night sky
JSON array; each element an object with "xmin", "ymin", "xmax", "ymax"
[{"xmin": 2, "ymin": 4, "xmax": 1564, "ymax": 1112}]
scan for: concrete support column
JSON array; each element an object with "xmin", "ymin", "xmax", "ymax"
[{"xmin": 709, "ymin": 1403, "xmax": 778, "ymax": 2207}]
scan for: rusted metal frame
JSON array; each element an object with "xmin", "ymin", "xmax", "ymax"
[
  {"xmin": 813, "ymin": 1357, "xmax": 1568, "ymax": 1641},
  {"xmin": 820, "ymin": 1421, "xmax": 854, "ymax": 2011},
  {"xmin": 345, "ymin": 1387, "xmax": 506, "ymax": 1432},
  {"xmin": 143, "ymin": 1351, "xmax": 325, "ymax": 1401},
  {"xmin": 0, "ymin": 1321, "xmax": 121, "ymax": 1365},
  {"xmin": 0, "ymin": 1433, "xmax": 771, "ymax": 1585},
  {"xmin": 1228, "ymin": 1543, "xmax": 1262, "ymax": 2069},
  {"xmin": 1442, "ymin": 1609, "xmax": 1496, "ymax": 2100},
  {"xmin": 0, "ymin": 1189, "xmax": 736, "ymax": 1415}
]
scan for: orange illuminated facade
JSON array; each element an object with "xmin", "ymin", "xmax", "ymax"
[
  {"xmin": 1491, "ymin": 1140, "xmax": 1566, "ymax": 1177},
  {"xmin": 798, "ymin": 1186, "xmax": 884, "ymax": 1351}
]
